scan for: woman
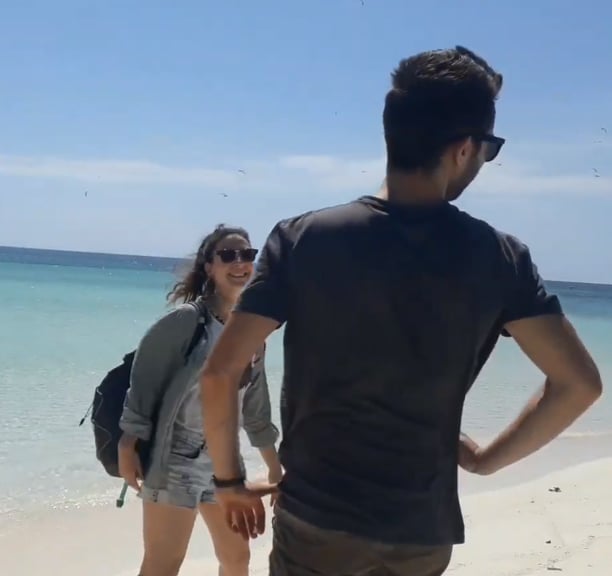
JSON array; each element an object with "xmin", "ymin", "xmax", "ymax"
[{"xmin": 118, "ymin": 224, "xmax": 282, "ymax": 576}]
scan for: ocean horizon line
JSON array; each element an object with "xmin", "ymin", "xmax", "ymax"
[
  {"xmin": 0, "ymin": 243, "xmax": 186, "ymax": 263},
  {"xmin": 1, "ymin": 244, "xmax": 610, "ymax": 288}
]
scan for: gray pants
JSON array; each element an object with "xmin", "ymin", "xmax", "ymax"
[{"xmin": 270, "ymin": 507, "xmax": 452, "ymax": 576}]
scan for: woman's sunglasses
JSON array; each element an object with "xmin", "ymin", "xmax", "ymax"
[{"xmin": 215, "ymin": 248, "xmax": 259, "ymax": 264}]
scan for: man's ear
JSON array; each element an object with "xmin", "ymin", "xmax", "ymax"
[{"xmin": 449, "ymin": 137, "xmax": 474, "ymax": 170}]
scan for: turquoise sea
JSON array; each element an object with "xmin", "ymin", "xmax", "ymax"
[{"xmin": 0, "ymin": 246, "xmax": 610, "ymax": 521}]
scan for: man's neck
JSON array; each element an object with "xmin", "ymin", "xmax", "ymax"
[{"xmin": 378, "ymin": 171, "xmax": 447, "ymax": 205}]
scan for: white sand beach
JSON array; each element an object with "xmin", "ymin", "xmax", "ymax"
[{"xmin": 1, "ymin": 456, "xmax": 611, "ymax": 576}]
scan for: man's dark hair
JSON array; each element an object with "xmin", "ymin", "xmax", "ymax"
[{"xmin": 383, "ymin": 46, "xmax": 503, "ymax": 172}]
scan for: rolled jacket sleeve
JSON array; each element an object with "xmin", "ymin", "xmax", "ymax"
[
  {"xmin": 241, "ymin": 352, "xmax": 279, "ymax": 448},
  {"xmin": 119, "ymin": 305, "xmax": 199, "ymax": 440}
]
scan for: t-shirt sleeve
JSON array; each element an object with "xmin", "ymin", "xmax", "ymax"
[
  {"xmin": 500, "ymin": 237, "xmax": 563, "ymax": 332},
  {"xmin": 234, "ymin": 221, "xmax": 292, "ymax": 324}
]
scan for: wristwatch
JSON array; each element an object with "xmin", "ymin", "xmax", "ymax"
[{"xmin": 211, "ymin": 475, "xmax": 246, "ymax": 489}]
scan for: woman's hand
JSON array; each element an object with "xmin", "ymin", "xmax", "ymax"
[
  {"xmin": 118, "ymin": 433, "xmax": 143, "ymax": 492},
  {"xmin": 257, "ymin": 445, "xmax": 283, "ymax": 506},
  {"xmin": 267, "ymin": 465, "xmax": 284, "ymax": 506}
]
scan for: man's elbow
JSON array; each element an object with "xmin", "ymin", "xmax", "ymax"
[
  {"xmin": 200, "ymin": 358, "xmax": 240, "ymax": 397},
  {"xmin": 200, "ymin": 364, "xmax": 226, "ymax": 394},
  {"xmin": 581, "ymin": 367, "xmax": 603, "ymax": 403},
  {"xmin": 559, "ymin": 360, "xmax": 603, "ymax": 406}
]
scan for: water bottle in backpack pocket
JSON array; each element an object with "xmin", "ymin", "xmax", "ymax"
[{"xmin": 79, "ymin": 306, "xmax": 207, "ymax": 480}]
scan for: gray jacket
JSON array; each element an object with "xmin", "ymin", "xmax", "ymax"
[{"xmin": 119, "ymin": 299, "xmax": 279, "ymax": 490}]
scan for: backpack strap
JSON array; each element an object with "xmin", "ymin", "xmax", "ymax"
[{"xmin": 184, "ymin": 300, "xmax": 209, "ymax": 360}]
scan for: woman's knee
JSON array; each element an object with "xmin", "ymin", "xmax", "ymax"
[
  {"xmin": 140, "ymin": 551, "xmax": 187, "ymax": 576},
  {"xmin": 215, "ymin": 540, "xmax": 250, "ymax": 574}
]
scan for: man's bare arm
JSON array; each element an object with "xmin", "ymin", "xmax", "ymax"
[
  {"xmin": 476, "ymin": 314, "xmax": 602, "ymax": 475},
  {"xmin": 201, "ymin": 311, "xmax": 279, "ymax": 479}
]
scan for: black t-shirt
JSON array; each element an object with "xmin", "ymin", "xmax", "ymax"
[{"xmin": 235, "ymin": 196, "xmax": 562, "ymax": 545}]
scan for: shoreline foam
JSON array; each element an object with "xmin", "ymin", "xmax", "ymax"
[{"xmin": 3, "ymin": 430, "xmax": 609, "ymax": 522}]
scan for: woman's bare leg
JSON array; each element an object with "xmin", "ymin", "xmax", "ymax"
[
  {"xmin": 199, "ymin": 502, "xmax": 250, "ymax": 576},
  {"xmin": 139, "ymin": 500, "xmax": 197, "ymax": 576}
]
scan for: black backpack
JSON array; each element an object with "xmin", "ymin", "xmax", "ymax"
[{"xmin": 80, "ymin": 304, "xmax": 208, "ymax": 478}]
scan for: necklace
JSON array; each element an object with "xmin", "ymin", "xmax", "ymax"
[{"xmin": 206, "ymin": 302, "xmax": 226, "ymax": 325}]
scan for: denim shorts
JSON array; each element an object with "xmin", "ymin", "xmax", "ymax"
[{"xmin": 140, "ymin": 433, "xmax": 218, "ymax": 509}]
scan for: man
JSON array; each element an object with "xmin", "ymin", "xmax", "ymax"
[{"xmin": 200, "ymin": 46, "xmax": 602, "ymax": 576}]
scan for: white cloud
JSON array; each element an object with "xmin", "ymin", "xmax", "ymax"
[
  {"xmin": 0, "ymin": 148, "xmax": 609, "ymax": 196},
  {"xmin": 279, "ymin": 154, "xmax": 385, "ymax": 191},
  {"xmin": 0, "ymin": 154, "xmax": 241, "ymax": 188},
  {"xmin": 279, "ymin": 152, "xmax": 611, "ymax": 196},
  {"xmin": 473, "ymin": 156, "xmax": 611, "ymax": 196}
]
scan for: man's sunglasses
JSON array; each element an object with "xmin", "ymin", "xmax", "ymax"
[
  {"xmin": 450, "ymin": 133, "xmax": 505, "ymax": 163},
  {"xmin": 215, "ymin": 248, "xmax": 259, "ymax": 264},
  {"xmin": 476, "ymin": 134, "xmax": 505, "ymax": 163}
]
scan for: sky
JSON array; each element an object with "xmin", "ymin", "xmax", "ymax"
[{"xmin": 0, "ymin": 0, "xmax": 611, "ymax": 283}]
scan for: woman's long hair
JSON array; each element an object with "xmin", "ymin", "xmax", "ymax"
[{"xmin": 166, "ymin": 224, "xmax": 250, "ymax": 305}]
